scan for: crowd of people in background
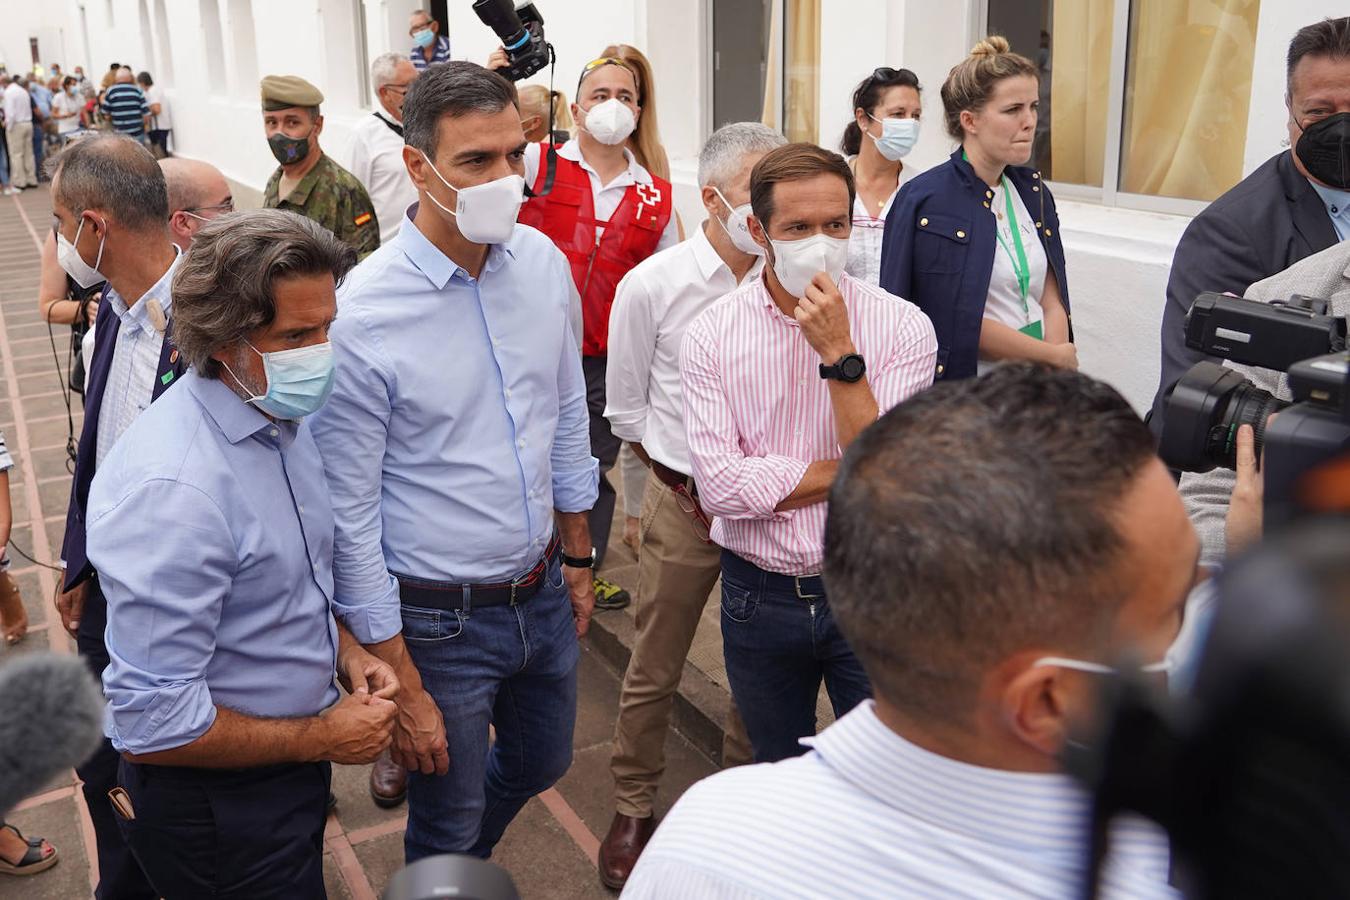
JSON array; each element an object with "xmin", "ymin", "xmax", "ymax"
[{"xmin": 1, "ymin": 9, "xmax": 1348, "ymax": 899}]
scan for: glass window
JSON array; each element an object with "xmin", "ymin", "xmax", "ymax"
[
  {"xmin": 762, "ymin": 0, "xmax": 820, "ymax": 143},
  {"xmin": 988, "ymin": 0, "xmax": 1261, "ymax": 205},
  {"xmin": 988, "ymin": 0, "xmax": 1114, "ymax": 187},
  {"xmin": 1119, "ymin": 0, "xmax": 1261, "ymax": 202}
]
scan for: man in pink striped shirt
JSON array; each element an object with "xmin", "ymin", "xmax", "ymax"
[{"xmin": 681, "ymin": 143, "xmax": 937, "ymax": 762}]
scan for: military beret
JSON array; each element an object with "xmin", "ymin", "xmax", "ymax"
[{"xmin": 260, "ymin": 75, "xmax": 324, "ymax": 111}]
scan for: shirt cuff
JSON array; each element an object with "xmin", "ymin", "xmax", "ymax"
[
  {"xmin": 332, "ymin": 574, "xmax": 404, "ymax": 644},
  {"xmin": 106, "ymin": 678, "xmax": 217, "ymax": 755},
  {"xmin": 552, "ymin": 457, "xmax": 601, "ymax": 514},
  {"xmin": 606, "ymin": 410, "xmax": 647, "ymax": 445}
]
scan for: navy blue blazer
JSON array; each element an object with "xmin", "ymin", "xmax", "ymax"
[
  {"xmin": 61, "ymin": 299, "xmax": 185, "ymax": 592},
  {"xmin": 879, "ymin": 148, "xmax": 1071, "ymax": 381}
]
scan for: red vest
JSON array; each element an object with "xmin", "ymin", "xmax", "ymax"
[{"xmin": 519, "ymin": 145, "xmax": 673, "ymax": 356}]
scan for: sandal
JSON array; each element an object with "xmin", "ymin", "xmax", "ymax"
[{"xmin": 0, "ymin": 824, "xmax": 58, "ymax": 876}]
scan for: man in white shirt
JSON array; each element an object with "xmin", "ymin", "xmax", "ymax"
[
  {"xmin": 597, "ymin": 122, "xmax": 785, "ymax": 889},
  {"xmin": 625, "ymin": 364, "xmax": 1201, "ymax": 900},
  {"xmin": 137, "ymin": 71, "xmax": 172, "ymax": 157},
  {"xmin": 3, "ymin": 75, "xmax": 37, "ymax": 188},
  {"xmin": 350, "ymin": 53, "xmax": 419, "ymax": 244}
]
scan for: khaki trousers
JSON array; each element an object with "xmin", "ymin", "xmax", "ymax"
[
  {"xmin": 6, "ymin": 121, "xmax": 36, "ymax": 187},
  {"xmin": 610, "ymin": 470, "xmax": 752, "ymax": 818}
]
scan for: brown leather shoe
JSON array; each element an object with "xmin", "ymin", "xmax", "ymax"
[
  {"xmin": 369, "ymin": 750, "xmax": 408, "ymax": 808},
  {"xmin": 597, "ymin": 811, "xmax": 655, "ymax": 890}
]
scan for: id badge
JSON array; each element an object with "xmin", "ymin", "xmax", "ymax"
[{"xmin": 1020, "ymin": 321, "xmax": 1044, "ymax": 341}]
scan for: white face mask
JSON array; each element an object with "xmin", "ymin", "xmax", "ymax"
[
  {"xmin": 581, "ymin": 98, "xmax": 637, "ymax": 146},
  {"xmin": 868, "ymin": 114, "xmax": 920, "ymax": 161},
  {"xmin": 56, "ymin": 215, "xmax": 107, "ymax": 289},
  {"xmin": 711, "ymin": 187, "xmax": 763, "ymax": 257},
  {"xmin": 419, "ymin": 150, "xmax": 524, "ymax": 245},
  {"xmin": 766, "ymin": 232, "xmax": 850, "ymax": 298}
]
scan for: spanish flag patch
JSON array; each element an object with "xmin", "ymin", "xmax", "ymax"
[{"xmin": 354, "ymin": 212, "xmax": 372, "ymax": 227}]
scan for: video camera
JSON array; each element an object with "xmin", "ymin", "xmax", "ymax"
[
  {"xmin": 1158, "ymin": 292, "xmax": 1350, "ymax": 527},
  {"xmin": 472, "ymin": 0, "xmax": 552, "ymax": 81}
]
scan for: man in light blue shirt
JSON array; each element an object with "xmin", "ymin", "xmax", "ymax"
[
  {"xmin": 309, "ymin": 61, "xmax": 599, "ymax": 861},
  {"xmin": 88, "ymin": 209, "xmax": 398, "ymax": 899}
]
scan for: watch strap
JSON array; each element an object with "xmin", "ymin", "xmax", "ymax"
[{"xmin": 561, "ymin": 552, "xmax": 594, "ymax": 569}]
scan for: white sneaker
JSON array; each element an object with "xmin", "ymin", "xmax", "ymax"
[{"xmin": 2, "ymin": 187, "xmax": 20, "ymax": 196}]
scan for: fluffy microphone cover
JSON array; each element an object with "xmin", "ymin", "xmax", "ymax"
[{"xmin": 0, "ymin": 652, "xmax": 105, "ymax": 817}]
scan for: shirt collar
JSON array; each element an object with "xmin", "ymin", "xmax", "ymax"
[
  {"xmin": 1308, "ymin": 178, "xmax": 1350, "ymax": 220},
  {"xmin": 557, "ymin": 138, "xmax": 650, "ymax": 186},
  {"xmin": 184, "ymin": 369, "xmax": 296, "ymax": 447},
  {"xmin": 806, "ymin": 702, "xmax": 1094, "ymax": 851},
  {"xmin": 692, "ymin": 220, "xmax": 763, "ymax": 283},
  {"xmin": 394, "ymin": 202, "xmax": 516, "ymax": 290},
  {"xmin": 104, "ymin": 247, "xmax": 182, "ymax": 337}
]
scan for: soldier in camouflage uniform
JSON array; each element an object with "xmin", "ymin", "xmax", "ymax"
[{"xmin": 260, "ymin": 75, "xmax": 380, "ymax": 260}]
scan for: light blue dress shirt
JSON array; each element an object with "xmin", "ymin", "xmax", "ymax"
[
  {"xmin": 1309, "ymin": 180, "xmax": 1350, "ymax": 242},
  {"xmin": 309, "ymin": 211, "xmax": 599, "ymax": 645},
  {"xmin": 87, "ymin": 370, "xmax": 340, "ymax": 755}
]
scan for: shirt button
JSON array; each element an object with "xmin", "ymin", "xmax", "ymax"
[
  {"xmin": 518, "ymin": 438, "xmax": 526, "ymax": 448},
  {"xmin": 919, "ymin": 217, "xmax": 929, "ymax": 227},
  {"xmin": 956, "ymin": 230, "xmax": 966, "ymax": 239},
  {"xmin": 505, "ymin": 388, "xmax": 512, "ymax": 399},
  {"xmin": 299, "ymin": 504, "xmax": 305, "ymax": 513},
  {"xmin": 270, "ymin": 428, "xmax": 279, "ymax": 437}
]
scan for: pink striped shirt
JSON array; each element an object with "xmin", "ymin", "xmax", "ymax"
[{"xmin": 681, "ymin": 273, "xmax": 937, "ymax": 575}]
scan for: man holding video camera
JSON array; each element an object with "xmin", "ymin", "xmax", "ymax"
[
  {"xmin": 1148, "ymin": 16, "xmax": 1348, "ymax": 435},
  {"xmin": 1179, "ymin": 240, "xmax": 1350, "ymax": 566}
]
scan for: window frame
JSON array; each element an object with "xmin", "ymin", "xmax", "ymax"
[{"xmin": 974, "ymin": 0, "xmax": 1216, "ymax": 217}]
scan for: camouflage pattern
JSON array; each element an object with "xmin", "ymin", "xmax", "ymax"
[{"xmin": 263, "ymin": 153, "xmax": 380, "ymax": 260}]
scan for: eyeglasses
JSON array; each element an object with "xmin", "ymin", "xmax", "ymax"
[
  {"xmin": 182, "ymin": 200, "xmax": 235, "ymax": 216},
  {"xmin": 381, "ymin": 84, "xmax": 412, "ymax": 96}
]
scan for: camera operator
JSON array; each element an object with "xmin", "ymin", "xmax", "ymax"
[
  {"xmin": 625, "ymin": 364, "xmax": 1199, "ymax": 899},
  {"xmin": 1180, "ymin": 240, "xmax": 1350, "ymax": 566},
  {"xmin": 1147, "ymin": 16, "xmax": 1349, "ymax": 436}
]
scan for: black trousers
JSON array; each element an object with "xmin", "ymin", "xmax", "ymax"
[
  {"xmin": 582, "ymin": 355, "xmax": 620, "ymax": 568},
  {"xmin": 114, "ymin": 759, "xmax": 331, "ymax": 900},
  {"xmin": 75, "ymin": 578, "xmax": 158, "ymax": 900}
]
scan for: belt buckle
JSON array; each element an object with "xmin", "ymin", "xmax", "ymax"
[{"xmin": 794, "ymin": 576, "xmax": 821, "ymax": 600}]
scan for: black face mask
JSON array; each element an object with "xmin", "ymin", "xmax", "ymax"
[
  {"xmin": 268, "ymin": 129, "xmax": 313, "ymax": 166},
  {"xmin": 1296, "ymin": 111, "xmax": 1350, "ymax": 190}
]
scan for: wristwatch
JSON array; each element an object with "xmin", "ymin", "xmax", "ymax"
[
  {"xmin": 819, "ymin": 353, "xmax": 867, "ymax": 383},
  {"xmin": 561, "ymin": 549, "xmax": 595, "ymax": 569}
]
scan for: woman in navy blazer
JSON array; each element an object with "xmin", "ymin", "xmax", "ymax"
[{"xmin": 880, "ymin": 36, "xmax": 1076, "ymax": 381}]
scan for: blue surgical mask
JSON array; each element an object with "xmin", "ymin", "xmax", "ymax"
[
  {"xmin": 412, "ymin": 28, "xmax": 436, "ymax": 49},
  {"xmin": 867, "ymin": 114, "xmax": 920, "ymax": 161},
  {"xmin": 224, "ymin": 340, "xmax": 335, "ymax": 420}
]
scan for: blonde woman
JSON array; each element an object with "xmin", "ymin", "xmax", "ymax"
[{"xmin": 880, "ymin": 36, "xmax": 1075, "ymax": 380}]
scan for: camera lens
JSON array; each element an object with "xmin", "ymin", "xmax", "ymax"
[
  {"xmin": 1206, "ymin": 382, "xmax": 1284, "ymax": 470},
  {"xmin": 1159, "ymin": 362, "xmax": 1288, "ymax": 472}
]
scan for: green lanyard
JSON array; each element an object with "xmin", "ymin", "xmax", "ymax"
[
  {"xmin": 962, "ymin": 151, "xmax": 1040, "ymax": 339},
  {"xmin": 993, "ymin": 176, "xmax": 1042, "ymax": 340}
]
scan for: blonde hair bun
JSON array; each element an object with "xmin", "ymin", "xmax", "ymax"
[{"xmin": 970, "ymin": 35, "xmax": 1012, "ymax": 59}]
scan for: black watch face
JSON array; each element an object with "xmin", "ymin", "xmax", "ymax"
[{"xmin": 840, "ymin": 355, "xmax": 866, "ymax": 381}]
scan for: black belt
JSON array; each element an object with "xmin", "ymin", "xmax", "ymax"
[
  {"xmin": 722, "ymin": 549, "xmax": 825, "ymax": 599},
  {"xmin": 395, "ymin": 536, "xmax": 561, "ymax": 610},
  {"xmin": 650, "ymin": 460, "xmax": 694, "ymax": 495}
]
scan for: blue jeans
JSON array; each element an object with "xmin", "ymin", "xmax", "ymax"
[
  {"xmin": 719, "ymin": 550, "xmax": 871, "ymax": 763},
  {"xmin": 400, "ymin": 553, "xmax": 579, "ymax": 861}
]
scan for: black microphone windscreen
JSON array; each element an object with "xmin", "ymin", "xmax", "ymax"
[{"xmin": 0, "ymin": 652, "xmax": 105, "ymax": 817}]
